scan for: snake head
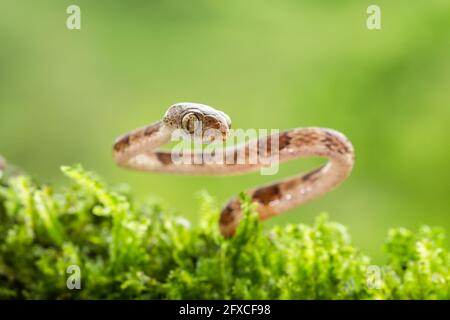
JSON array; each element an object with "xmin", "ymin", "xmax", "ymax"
[{"xmin": 164, "ymin": 102, "xmax": 231, "ymax": 143}]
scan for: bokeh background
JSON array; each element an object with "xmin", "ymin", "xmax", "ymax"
[{"xmin": 1, "ymin": 0, "xmax": 449, "ymax": 261}]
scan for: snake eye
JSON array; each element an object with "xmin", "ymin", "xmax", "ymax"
[{"xmin": 181, "ymin": 112, "xmax": 200, "ymax": 134}]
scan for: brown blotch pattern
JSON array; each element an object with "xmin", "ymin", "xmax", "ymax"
[
  {"xmin": 113, "ymin": 134, "xmax": 131, "ymax": 152},
  {"xmin": 279, "ymin": 132, "xmax": 293, "ymax": 150},
  {"xmin": 252, "ymin": 184, "xmax": 281, "ymax": 205},
  {"xmin": 155, "ymin": 152, "xmax": 173, "ymax": 165},
  {"xmin": 320, "ymin": 131, "xmax": 349, "ymax": 155},
  {"xmin": 224, "ymin": 131, "xmax": 292, "ymax": 165},
  {"xmin": 144, "ymin": 121, "xmax": 162, "ymax": 136},
  {"xmin": 220, "ymin": 199, "xmax": 241, "ymax": 225},
  {"xmin": 293, "ymin": 130, "xmax": 321, "ymax": 146}
]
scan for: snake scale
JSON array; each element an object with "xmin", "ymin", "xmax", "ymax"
[{"xmin": 113, "ymin": 103, "xmax": 355, "ymax": 237}]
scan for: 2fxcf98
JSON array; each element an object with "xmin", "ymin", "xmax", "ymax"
[{"xmin": 223, "ymin": 304, "xmax": 270, "ymax": 315}]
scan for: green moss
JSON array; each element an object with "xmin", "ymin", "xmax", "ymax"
[{"xmin": 0, "ymin": 165, "xmax": 448, "ymax": 299}]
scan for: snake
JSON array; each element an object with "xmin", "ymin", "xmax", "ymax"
[{"xmin": 113, "ymin": 102, "xmax": 355, "ymax": 237}]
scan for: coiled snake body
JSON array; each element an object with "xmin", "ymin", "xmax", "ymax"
[{"xmin": 113, "ymin": 103, "xmax": 354, "ymax": 237}]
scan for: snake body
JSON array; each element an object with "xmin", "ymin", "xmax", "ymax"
[{"xmin": 113, "ymin": 103, "xmax": 354, "ymax": 237}]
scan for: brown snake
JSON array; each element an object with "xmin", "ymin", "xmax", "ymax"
[{"xmin": 113, "ymin": 102, "xmax": 355, "ymax": 237}]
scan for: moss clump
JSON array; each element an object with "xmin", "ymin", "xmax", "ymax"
[{"xmin": 0, "ymin": 165, "xmax": 448, "ymax": 299}]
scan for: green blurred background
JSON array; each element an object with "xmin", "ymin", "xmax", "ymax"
[{"xmin": 1, "ymin": 0, "xmax": 449, "ymax": 261}]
